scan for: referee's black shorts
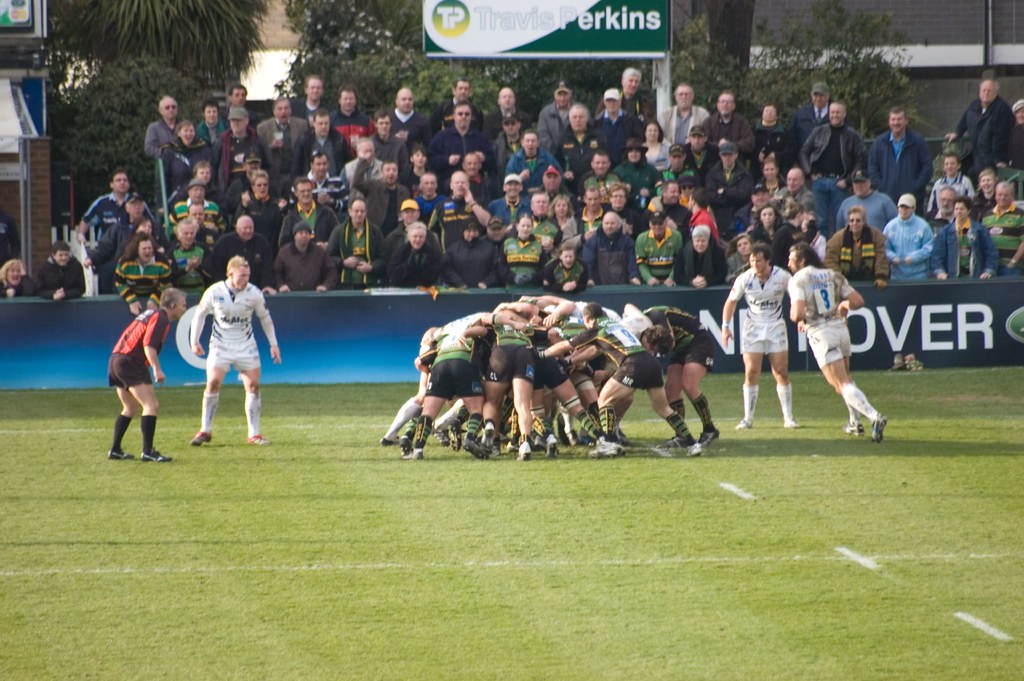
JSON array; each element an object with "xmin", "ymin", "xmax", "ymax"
[{"xmin": 108, "ymin": 354, "xmax": 152, "ymax": 389}]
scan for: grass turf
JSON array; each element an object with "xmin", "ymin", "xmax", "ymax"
[{"xmin": 1, "ymin": 366, "xmax": 1022, "ymax": 679}]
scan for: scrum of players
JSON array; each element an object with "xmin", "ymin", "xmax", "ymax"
[{"xmin": 379, "ymin": 294, "xmax": 721, "ymax": 461}]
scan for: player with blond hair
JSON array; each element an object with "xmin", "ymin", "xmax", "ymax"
[{"xmin": 189, "ymin": 256, "xmax": 282, "ymax": 446}]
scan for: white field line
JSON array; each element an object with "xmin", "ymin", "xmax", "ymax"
[
  {"xmin": 0, "ymin": 551, "xmax": 1014, "ymax": 579},
  {"xmin": 719, "ymin": 482, "xmax": 756, "ymax": 500},
  {"xmin": 0, "ymin": 423, "xmax": 377, "ymax": 435},
  {"xmin": 835, "ymin": 546, "xmax": 880, "ymax": 570},
  {"xmin": 953, "ymin": 612, "xmax": 1014, "ymax": 642}
]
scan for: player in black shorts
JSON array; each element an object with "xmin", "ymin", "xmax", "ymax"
[
  {"xmin": 631, "ymin": 304, "xmax": 720, "ymax": 446},
  {"xmin": 405, "ymin": 316, "xmax": 490, "ymax": 460},
  {"xmin": 543, "ymin": 303, "xmax": 703, "ymax": 457},
  {"xmin": 106, "ymin": 288, "xmax": 187, "ymax": 462}
]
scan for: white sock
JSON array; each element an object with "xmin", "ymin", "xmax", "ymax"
[
  {"xmin": 846, "ymin": 402, "xmax": 860, "ymax": 425},
  {"xmin": 245, "ymin": 391, "xmax": 261, "ymax": 437},
  {"xmin": 777, "ymin": 383, "xmax": 794, "ymax": 422},
  {"xmin": 742, "ymin": 384, "xmax": 758, "ymax": 423},
  {"xmin": 386, "ymin": 397, "xmax": 422, "ymax": 439},
  {"xmin": 841, "ymin": 383, "xmax": 878, "ymax": 422},
  {"xmin": 433, "ymin": 399, "xmax": 465, "ymax": 431},
  {"xmin": 201, "ymin": 392, "xmax": 220, "ymax": 433}
]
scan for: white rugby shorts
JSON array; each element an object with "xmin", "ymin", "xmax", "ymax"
[
  {"xmin": 207, "ymin": 342, "xmax": 262, "ymax": 372},
  {"xmin": 806, "ymin": 322, "xmax": 851, "ymax": 368},
  {"xmin": 741, "ymin": 318, "xmax": 788, "ymax": 355}
]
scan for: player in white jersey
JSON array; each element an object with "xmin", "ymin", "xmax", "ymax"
[
  {"xmin": 189, "ymin": 256, "xmax": 282, "ymax": 446},
  {"xmin": 787, "ymin": 243, "xmax": 887, "ymax": 442},
  {"xmin": 722, "ymin": 242, "xmax": 798, "ymax": 429}
]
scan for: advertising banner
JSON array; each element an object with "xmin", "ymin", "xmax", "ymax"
[
  {"xmin": 1, "ymin": 282, "xmax": 1021, "ymax": 390},
  {"xmin": 423, "ymin": 0, "xmax": 670, "ymax": 59}
]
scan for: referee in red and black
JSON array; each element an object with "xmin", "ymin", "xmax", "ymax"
[{"xmin": 107, "ymin": 287, "xmax": 187, "ymax": 462}]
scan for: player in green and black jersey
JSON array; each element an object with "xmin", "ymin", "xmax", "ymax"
[
  {"xmin": 543, "ymin": 303, "xmax": 703, "ymax": 457},
  {"xmin": 636, "ymin": 304, "xmax": 720, "ymax": 446},
  {"xmin": 404, "ymin": 313, "xmax": 492, "ymax": 461}
]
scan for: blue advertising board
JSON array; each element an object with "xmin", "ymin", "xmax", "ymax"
[{"xmin": 1, "ymin": 282, "xmax": 1021, "ymax": 390}]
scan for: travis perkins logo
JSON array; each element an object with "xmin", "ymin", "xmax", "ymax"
[{"xmin": 433, "ymin": 2, "xmax": 662, "ymax": 36}]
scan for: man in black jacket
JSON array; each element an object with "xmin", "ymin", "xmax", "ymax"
[{"xmin": 799, "ymin": 102, "xmax": 866, "ymax": 238}]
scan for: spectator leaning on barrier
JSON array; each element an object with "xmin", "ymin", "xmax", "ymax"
[
  {"xmin": 115, "ymin": 232, "xmax": 172, "ymax": 316},
  {"xmin": 931, "ymin": 196, "xmax": 998, "ymax": 280},
  {"xmin": 37, "ymin": 241, "xmax": 86, "ymax": 301},
  {"xmin": 883, "ymin": 194, "xmax": 933, "ymax": 281},
  {"xmin": 580, "ymin": 211, "xmax": 641, "ymax": 286},
  {"xmin": 982, "ymin": 181, "xmax": 1024, "ymax": 277},
  {"xmin": 824, "ymin": 205, "xmax": 890, "ymax": 289},
  {"xmin": 274, "ymin": 222, "xmax": 336, "ymax": 293},
  {"xmin": 1, "ymin": 258, "xmax": 35, "ymax": 298}
]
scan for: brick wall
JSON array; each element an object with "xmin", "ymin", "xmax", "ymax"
[
  {"xmin": 0, "ymin": 139, "xmax": 52, "ymax": 276},
  {"xmin": 262, "ymin": 0, "xmax": 299, "ymax": 51}
]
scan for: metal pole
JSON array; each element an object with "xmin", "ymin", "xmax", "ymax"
[{"xmin": 18, "ymin": 136, "xmax": 32, "ymax": 274}]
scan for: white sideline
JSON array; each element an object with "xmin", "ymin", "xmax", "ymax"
[
  {"xmin": 719, "ymin": 482, "xmax": 756, "ymax": 500},
  {"xmin": 835, "ymin": 547, "xmax": 880, "ymax": 570},
  {"xmin": 1, "ymin": 551, "xmax": 1012, "ymax": 578},
  {"xmin": 953, "ymin": 612, "xmax": 1014, "ymax": 642}
]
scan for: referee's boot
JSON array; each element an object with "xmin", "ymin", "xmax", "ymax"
[{"xmin": 141, "ymin": 450, "xmax": 172, "ymax": 463}]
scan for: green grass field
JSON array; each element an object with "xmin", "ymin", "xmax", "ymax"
[{"xmin": 1, "ymin": 367, "xmax": 1022, "ymax": 679}]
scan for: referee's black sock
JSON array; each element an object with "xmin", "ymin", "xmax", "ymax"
[
  {"xmin": 112, "ymin": 415, "xmax": 132, "ymax": 451},
  {"xmin": 140, "ymin": 415, "xmax": 157, "ymax": 453}
]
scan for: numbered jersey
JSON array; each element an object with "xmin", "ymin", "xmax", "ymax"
[
  {"xmin": 728, "ymin": 266, "xmax": 792, "ymax": 324},
  {"xmin": 569, "ymin": 318, "xmax": 646, "ymax": 367},
  {"xmin": 788, "ymin": 266, "xmax": 854, "ymax": 327}
]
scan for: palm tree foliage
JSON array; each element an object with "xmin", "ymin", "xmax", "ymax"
[{"xmin": 49, "ymin": 0, "xmax": 270, "ymax": 81}]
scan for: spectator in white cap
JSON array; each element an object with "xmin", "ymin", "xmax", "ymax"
[
  {"xmin": 882, "ymin": 194, "xmax": 933, "ymax": 280},
  {"xmin": 593, "ymin": 87, "xmax": 643, "ymax": 166},
  {"xmin": 487, "ymin": 173, "xmax": 532, "ymax": 226},
  {"xmin": 1009, "ymin": 99, "xmax": 1024, "ymax": 169}
]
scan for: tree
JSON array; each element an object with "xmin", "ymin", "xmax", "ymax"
[
  {"xmin": 670, "ymin": 17, "xmax": 748, "ymax": 113},
  {"xmin": 49, "ymin": 57, "xmax": 205, "ymax": 214},
  {"xmin": 48, "ymin": 0, "xmax": 269, "ymax": 82},
  {"xmin": 705, "ymin": 0, "xmax": 757, "ymax": 69},
  {"xmin": 748, "ymin": 0, "xmax": 915, "ymax": 137}
]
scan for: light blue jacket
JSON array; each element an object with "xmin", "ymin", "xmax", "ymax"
[{"xmin": 883, "ymin": 214, "xmax": 933, "ymax": 280}]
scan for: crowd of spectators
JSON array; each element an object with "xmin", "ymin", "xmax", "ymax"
[{"xmin": 8, "ymin": 72, "xmax": 1024, "ymax": 309}]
